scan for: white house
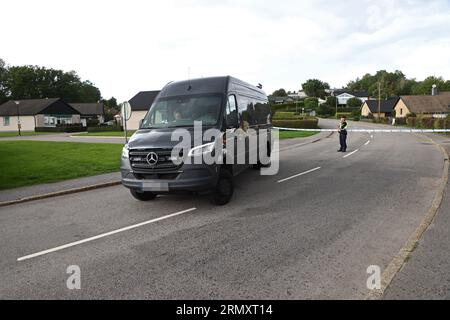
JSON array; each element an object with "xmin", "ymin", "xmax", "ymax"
[
  {"xmin": 332, "ymin": 89, "xmax": 370, "ymax": 106},
  {"xmin": 69, "ymin": 103, "xmax": 105, "ymax": 126},
  {"xmin": 0, "ymin": 98, "xmax": 81, "ymax": 132},
  {"xmin": 127, "ymin": 90, "xmax": 160, "ymax": 130}
]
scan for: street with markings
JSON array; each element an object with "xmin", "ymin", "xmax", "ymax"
[{"xmin": 0, "ymin": 118, "xmax": 448, "ymax": 299}]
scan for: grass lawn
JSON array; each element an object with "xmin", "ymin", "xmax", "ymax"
[
  {"xmin": 75, "ymin": 130, "xmax": 136, "ymax": 137},
  {"xmin": 0, "ymin": 141, "xmax": 123, "ymax": 190},
  {"xmin": 0, "ymin": 131, "xmax": 55, "ymax": 138},
  {"xmin": 278, "ymin": 130, "xmax": 319, "ymax": 140}
]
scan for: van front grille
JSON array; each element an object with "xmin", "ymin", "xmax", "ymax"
[{"xmin": 129, "ymin": 148, "xmax": 183, "ymax": 173}]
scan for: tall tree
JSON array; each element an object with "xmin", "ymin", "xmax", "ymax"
[
  {"xmin": 347, "ymin": 70, "xmax": 417, "ymax": 97},
  {"xmin": 1, "ymin": 61, "xmax": 102, "ymax": 103},
  {"xmin": 301, "ymin": 79, "xmax": 330, "ymax": 99},
  {"xmin": 272, "ymin": 88, "xmax": 287, "ymax": 96},
  {"xmin": 411, "ymin": 76, "xmax": 450, "ymax": 95},
  {"xmin": 0, "ymin": 58, "xmax": 8, "ymax": 103}
]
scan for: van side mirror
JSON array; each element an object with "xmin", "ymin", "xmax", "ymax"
[
  {"xmin": 139, "ymin": 119, "xmax": 143, "ymax": 128},
  {"xmin": 226, "ymin": 113, "xmax": 239, "ymax": 129}
]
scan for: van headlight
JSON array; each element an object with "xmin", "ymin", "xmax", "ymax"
[
  {"xmin": 121, "ymin": 144, "xmax": 129, "ymax": 159},
  {"xmin": 188, "ymin": 142, "xmax": 215, "ymax": 157}
]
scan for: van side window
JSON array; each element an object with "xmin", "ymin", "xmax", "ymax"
[
  {"xmin": 237, "ymin": 95, "xmax": 254, "ymax": 127},
  {"xmin": 254, "ymin": 100, "xmax": 271, "ymax": 124},
  {"xmin": 226, "ymin": 95, "xmax": 238, "ymax": 128}
]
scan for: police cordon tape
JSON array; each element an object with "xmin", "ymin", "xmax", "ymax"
[{"xmin": 273, "ymin": 127, "xmax": 450, "ymax": 133}]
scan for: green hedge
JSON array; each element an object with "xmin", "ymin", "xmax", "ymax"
[
  {"xmin": 273, "ymin": 112, "xmax": 310, "ymax": 120},
  {"xmin": 272, "ymin": 118, "xmax": 319, "ymax": 129},
  {"xmin": 35, "ymin": 126, "xmax": 87, "ymax": 133},
  {"xmin": 271, "ymin": 102, "xmax": 303, "ymax": 112},
  {"xmin": 335, "ymin": 112, "xmax": 352, "ymax": 118},
  {"xmin": 87, "ymin": 125, "xmax": 123, "ymax": 132},
  {"xmin": 406, "ymin": 116, "xmax": 450, "ymax": 129}
]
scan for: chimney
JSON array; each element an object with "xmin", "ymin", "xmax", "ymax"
[{"xmin": 432, "ymin": 84, "xmax": 438, "ymax": 96}]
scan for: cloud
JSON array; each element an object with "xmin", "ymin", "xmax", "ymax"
[{"xmin": 1, "ymin": 0, "xmax": 450, "ymax": 99}]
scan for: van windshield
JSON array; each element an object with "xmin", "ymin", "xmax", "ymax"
[{"xmin": 140, "ymin": 95, "xmax": 222, "ymax": 129}]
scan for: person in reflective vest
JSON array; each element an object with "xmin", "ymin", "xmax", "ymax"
[{"xmin": 338, "ymin": 116, "xmax": 348, "ymax": 152}]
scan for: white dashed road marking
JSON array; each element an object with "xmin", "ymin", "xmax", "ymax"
[
  {"xmin": 277, "ymin": 167, "xmax": 321, "ymax": 183},
  {"xmin": 17, "ymin": 207, "xmax": 197, "ymax": 262}
]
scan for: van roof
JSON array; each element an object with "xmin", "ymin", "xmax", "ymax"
[{"xmin": 158, "ymin": 76, "xmax": 267, "ymax": 99}]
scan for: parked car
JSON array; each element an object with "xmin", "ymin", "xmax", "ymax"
[{"xmin": 120, "ymin": 76, "xmax": 272, "ymax": 205}]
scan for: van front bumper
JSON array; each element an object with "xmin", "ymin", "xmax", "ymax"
[{"xmin": 120, "ymin": 163, "xmax": 219, "ymax": 194}]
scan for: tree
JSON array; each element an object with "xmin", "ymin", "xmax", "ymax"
[
  {"xmin": 272, "ymin": 88, "xmax": 287, "ymax": 96},
  {"xmin": 317, "ymin": 104, "xmax": 334, "ymax": 116},
  {"xmin": 0, "ymin": 58, "xmax": 8, "ymax": 104},
  {"xmin": 301, "ymin": 79, "xmax": 330, "ymax": 99},
  {"xmin": 347, "ymin": 70, "xmax": 417, "ymax": 97},
  {"xmin": 346, "ymin": 97, "xmax": 363, "ymax": 108},
  {"xmin": 411, "ymin": 76, "xmax": 450, "ymax": 95},
  {"xmin": 2, "ymin": 63, "xmax": 102, "ymax": 103},
  {"xmin": 103, "ymin": 97, "xmax": 120, "ymax": 121},
  {"xmin": 304, "ymin": 97, "xmax": 319, "ymax": 110}
]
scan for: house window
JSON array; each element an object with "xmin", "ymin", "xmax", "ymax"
[
  {"xmin": 3, "ymin": 116, "xmax": 10, "ymax": 126},
  {"xmin": 400, "ymin": 108, "xmax": 403, "ymax": 115}
]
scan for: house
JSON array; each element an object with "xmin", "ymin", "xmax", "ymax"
[
  {"xmin": 69, "ymin": 102, "xmax": 105, "ymax": 126},
  {"xmin": 332, "ymin": 89, "xmax": 370, "ymax": 106},
  {"xmin": 127, "ymin": 90, "xmax": 160, "ymax": 130},
  {"xmin": 0, "ymin": 98, "xmax": 81, "ymax": 132},
  {"xmin": 394, "ymin": 92, "xmax": 450, "ymax": 118},
  {"xmin": 298, "ymin": 90, "xmax": 308, "ymax": 99},
  {"xmin": 361, "ymin": 98, "xmax": 399, "ymax": 118},
  {"xmin": 268, "ymin": 96, "xmax": 295, "ymax": 104}
]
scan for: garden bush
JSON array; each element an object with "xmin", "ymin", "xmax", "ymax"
[
  {"xmin": 272, "ymin": 118, "xmax": 319, "ymax": 129},
  {"xmin": 87, "ymin": 125, "xmax": 123, "ymax": 132}
]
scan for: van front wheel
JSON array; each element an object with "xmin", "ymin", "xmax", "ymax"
[
  {"xmin": 130, "ymin": 189, "xmax": 157, "ymax": 201},
  {"xmin": 212, "ymin": 170, "xmax": 234, "ymax": 205}
]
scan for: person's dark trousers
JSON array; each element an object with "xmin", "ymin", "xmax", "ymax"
[{"xmin": 339, "ymin": 132, "xmax": 347, "ymax": 152}]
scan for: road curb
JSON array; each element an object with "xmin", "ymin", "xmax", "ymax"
[
  {"xmin": 366, "ymin": 134, "xmax": 450, "ymax": 300},
  {"xmin": 0, "ymin": 181, "xmax": 121, "ymax": 208}
]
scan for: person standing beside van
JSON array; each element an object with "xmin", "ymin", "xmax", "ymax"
[{"xmin": 338, "ymin": 116, "xmax": 348, "ymax": 152}]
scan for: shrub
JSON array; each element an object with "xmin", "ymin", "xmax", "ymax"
[
  {"xmin": 351, "ymin": 108, "xmax": 361, "ymax": 118},
  {"xmin": 304, "ymin": 98, "xmax": 319, "ymax": 110},
  {"xmin": 87, "ymin": 125, "xmax": 123, "ymax": 132},
  {"xmin": 395, "ymin": 118, "xmax": 407, "ymax": 125},
  {"xmin": 317, "ymin": 104, "xmax": 334, "ymax": 117},
  {"xmin": 87, "ymin": 119, "xmax": 100, "ymax": 126},
  {"xmin": 346, "ymin": 97, "xmax": 363, "ymax": 109},
  {"xmin": 272, "ymin": 112, "xmax": 298, "ymax": 120},
  {"xmin": 35, "ymin": 126, "xmax": 87, "ymax": 133},
  {"xmin": 272, "ymin": 118, "xmax": 319, "ymax": 129},
  {"xmin": 336, "ymin": 112, "xmax": 352, "ymax": 118}
]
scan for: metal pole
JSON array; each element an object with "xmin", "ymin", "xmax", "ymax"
[
  {"xmin": 335, "ymin": 96, "xmax": 338, "ymax": 119},
  {"xmin": 378, "ymin": 82, "xmax": 381, "ymax": 120},
  {"xmin": 15, "ymin": 101, "xmax": 21, "ymax": 136},
  {"xmin": 123, "ymin": 108, "xmax": 128, "ymax": 144}
]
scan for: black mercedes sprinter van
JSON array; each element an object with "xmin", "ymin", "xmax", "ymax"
[{"xmin": 120, "ymin": 76, "xmax": 272, "ymax": 205}]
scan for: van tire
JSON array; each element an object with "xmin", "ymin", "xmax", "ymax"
[
  {"xmin": 130, "ymin": 189, "xmax": 157, "ymax": 201},
  {"xmin": 212, "ymin": 169, "xmax": 234, "ymax": 205}
]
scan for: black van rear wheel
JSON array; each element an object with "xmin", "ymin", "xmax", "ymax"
[
  {"xmin": 130, "ymin": 189, "xmax": 157, "ymax": 201},
  {"xmin": 212, "ymin": 170, "xmax": 234, "ymax": 205}
]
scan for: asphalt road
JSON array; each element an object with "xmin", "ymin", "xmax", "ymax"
[{"xmin": 0, "ymin": 119, "xmax": 446, "ymax": 299}]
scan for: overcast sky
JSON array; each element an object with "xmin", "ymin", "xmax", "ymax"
[{"xmin": 2, "ymin": 0, "xmax": 450, "ymax": 101}]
